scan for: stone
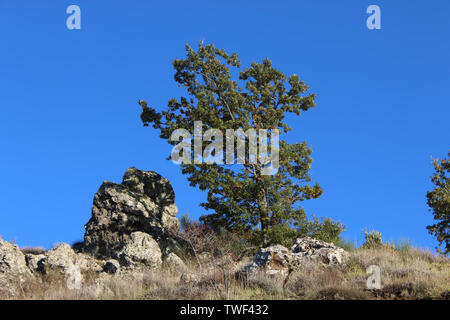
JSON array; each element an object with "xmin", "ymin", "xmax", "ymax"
[
  {"xmin": 83, "ymin": 167, "xmax": 186, "ymax": 263},
  {"xmin": 0, "ymin": 239, "xmax": 30, "ymax": 276},
  {"xmin": 103, "ymin": 259, "xmax": 120, "ymax": 274},
  {"xmin": 43, "ymin": 243, "xmax": 102, "ymax": 273},
  {"xmin": 291, "ymin": 237, "xmax": 349, "ymax": 265},
  {"xmin": 1, "ymin": 167, "xmax": 189, "ymax": 292},
  {"xmin": 118, "ymin": 232, "xmax": 162, "ymax": 269},
  {"xmin": 0, "ymin": 239, "xmax": 33, "ymax": 296},
  {"xmin": 45, "ymin": 243, "xmax": 77, "ymax": 271},
  {"xmin": 75, "ymin": 253, "xmax": 103, "ymax": 273},
  {"xmin": 241, "ymin": 245, "xmax": 294, "ymax": 278},
  {"xmin": 164, "ymin": 252, "xmax": 187, "ymax": 273},
  {"xmin": 25, "ymin": 254, "xmax": 46, "ymax": 273},
  {"xmin": 122, "ymin": 167, "xmax": 175, "ymax": 206},
  {"xmin": 240, "ymin": 238, "xmax": 349, "ymax": 279},
  {"xmin": 163, "ymin": 203, "xmax": 178, "ymax": 217}
]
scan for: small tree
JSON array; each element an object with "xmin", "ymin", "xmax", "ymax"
[
  {"xmin": 427, "ymin": 151, "xmax": 450, "ymax": 255},
  {"xmin": 139, "ymin": 42, "xmax": 341, "ymax": 247}
]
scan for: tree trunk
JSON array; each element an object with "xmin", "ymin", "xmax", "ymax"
[
  {"xmin": 259, "ymin": 190, "xmax": 270, "ymax": 247},
  {"xmin": 255, "ymin": 162, "xmax": 270, "ymax": 247}
]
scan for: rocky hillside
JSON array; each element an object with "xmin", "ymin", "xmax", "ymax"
[{"xmin": 1, "ymin": 168, "xmax": 449, "ymax": 300}]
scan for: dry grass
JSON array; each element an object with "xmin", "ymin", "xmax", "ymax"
[
  {"xmin": 21, "ymin": 246, "xmax": 46, "ymax": 255},
  {"xmin": 283, "ymin": 246, "xmax": 450, "ymax": 300},
  {"xmin": 1, "ymin": 246, "xmax": 449, "ymax": 300}
]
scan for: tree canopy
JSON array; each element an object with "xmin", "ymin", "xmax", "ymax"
[
  {"xmin": 139, "ymin": 42, "xmax": 343, "ymax": 247},
  {"xmin": 427, "ymin": 151, "xmax": 450, "ymax": 255}
]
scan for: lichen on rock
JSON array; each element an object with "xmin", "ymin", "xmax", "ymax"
[{"xmin": 83, "ymin": 167, "xmax": 187, "ymax": 269}]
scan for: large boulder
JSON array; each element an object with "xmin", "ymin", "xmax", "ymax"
[
  {"xmin": 43, "ymin": 243, "xmax": 102, "ymax": 273},
  {"xmin": 117, "ymin": 232, "xmax": 162, "ymax": 269},
  {"xmin": 83, "ymin": 167, "xmax": 187, "ymax": 267},
  {"xmin": 45, "ymin": 243, "xmax": 78, "ymax": 271}
]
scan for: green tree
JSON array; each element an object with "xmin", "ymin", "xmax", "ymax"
[
  {"xmin": 427, "ymin": 151, "xmax": 450, "ymax": 255},
  {"xmin": 138, "ymin": 42, "xmax": 341, "ymax": 247}
]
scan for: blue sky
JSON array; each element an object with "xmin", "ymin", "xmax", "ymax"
[{"xmin": 1, "ymin": 1, "xmax": 449, "ymax": 250}]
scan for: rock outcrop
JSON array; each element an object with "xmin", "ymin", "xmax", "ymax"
[
  {"xmin": 291, "ymin": 237, "xmax": 348, "ymax": 265},
  {"xmin": 117, "ymin": 231, "xmax": 162, "ymax": 268},
  {"xmin": 243, "ymin": 244, "xmax": 295, "ymax": 277},
  {"xmin": 0, "ymin": 239, "xmax": 32, "ymax": 296},
  {"xmin": 83, "ymin": 167, "xmax": 186, "ymax": 268},
  {"xmin": 0, "ymin": 239, "xmax": 108, "ymax": 296},
  {"xmin": 1, "ymin": 168, "xmax": 352, "ymax": 296},
  {"xmin": 44, "ymin": 243, "xmax": 103, "ymax": 273},
  {"xmin": 241, "ymin": 237, "xmax": 349, "ymax": 278},
  {"xmin": 0, "ymin": 240, "xmax": 30, "ymax": 276},
  {"xmin": 0, "ymin": 168, "xmax": 188, "ymax": 296}
]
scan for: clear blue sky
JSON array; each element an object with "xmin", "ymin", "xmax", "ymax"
[{"xmin": 1, "ymin": 1, "xmax": 449, "ymax": 250}]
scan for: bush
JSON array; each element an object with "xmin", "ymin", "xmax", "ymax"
[
  {"xmin": 362, "ymin": 229, "xmax": 383, "ymax": 249},
  {"xmin": 250, "ymin": 216, "xmax": 345, "ymax": 248},
  {"xmin": 174, "ymin": 214, "xmax": 255, "ymax": 267},
  {"xmin": 298, "ymin": 216, "xmax": 346, "ymax": 245},
  {"xmin": 182, "ymin": 213, "xmax": 345, "ymax": 250}
]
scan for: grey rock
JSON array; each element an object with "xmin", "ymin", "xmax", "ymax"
[
  {"xmin": 0, "ymin": 239, "xmax": 33, "ymax": 296},
  {"xmin": 241, "ymin": 245, "xmax": 293, "ymax": 278},
  {"xmin": 83, "ymin": 167, "xmax": 185, "ymax": 262},
  {"xmin": 122, "ymin": 167, "xmax": 175, "ymax": 206},
  {"xmin": 241, "ymin": 238, "xmax": 349, "ymax": 278},
  {"xmin": 162, "ymin": 203, "xmax": 178, "ymax": 217},
  {"xmin": 291, "ymin": 237, "xmax": 349, "ymax": 265},
  {"xmin": 44, "ymin": 243, "xmax": 102, "ymax": 273},
  {"xmin": 118, "ymin": 232, "xmax": 162, "ymax": 269},
  {"xmin": 164, "ymin": 252, "xmax": 187, "ymax": 273},
  {"xmin": 45, "ymin": 243, "xmax": 76, "ymax": 271},
  {"xmin": 0, "ymin": 239, "xmax": 30, "ymax": 276},
  {"xmin": 25, "ymin": 254, "xmax": 46, "ymax": 273},
  {"xmin": 75, "ymin": 253, "xmax": 103, "ymax": 273}
]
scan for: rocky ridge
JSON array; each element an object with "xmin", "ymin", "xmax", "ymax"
[
  {"xmin": 0, "ymin": 167, "xmax": 349, "ymax": 297},
  {"xmin": 0, "ymin": 167, "xmax": 188, "ymax": 296}
]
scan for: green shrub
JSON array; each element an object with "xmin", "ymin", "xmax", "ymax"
[
  {"xmin": 362, "ymin": 229, "xmax": 383, "ymax": 249},
  {"xmin": 250, "ymin": 216, "xmax": 345, "ymax": 248},
  {"xmin": 297, "ymin": 216, "xmax": 346, "ymax": 245},
  {"xmin": 426, "ymin": 152, "xmax": 450, "ymax": 255}
]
